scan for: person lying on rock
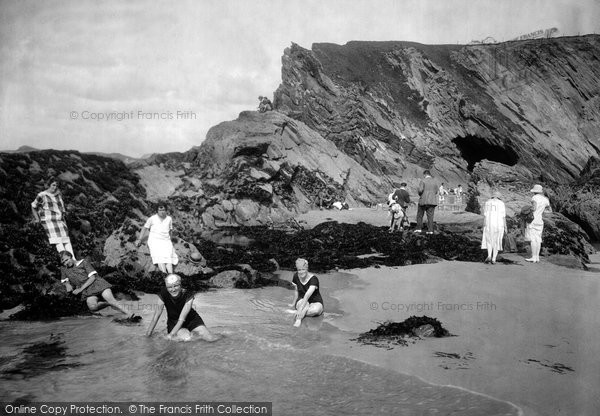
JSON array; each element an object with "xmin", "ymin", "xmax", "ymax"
[
  {"xmin": 59, "ymin": 251, "xmax": 140, "ymax": 321},
  {"xmin": 291, "ymin": 258, "xmax": 324, "ymax": 327},
  {"xmin": 146, "ymin": 274, "xmax": 219, "ymax": 342}
]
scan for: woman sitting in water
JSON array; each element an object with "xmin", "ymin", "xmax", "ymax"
[
  {"xmin": 291, "ymin": 258, "xmax": 324, "ymax": 327},
  {"xmin": 146, "ymin": 274, "xmax": 218, "ymax": 342},
  {"xmin": 59, "ymin": 251, "xmax": 140, "ymax": 321}
]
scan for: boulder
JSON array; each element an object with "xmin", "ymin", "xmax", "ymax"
[{"xmin": 209, "ymin": 270, "xmax": 252, "ymax": 288}]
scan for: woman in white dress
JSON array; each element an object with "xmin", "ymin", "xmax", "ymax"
[
  {"xmin": 481, "ymin": 190, "xmax": 507, "ymax": 264},
  {"xmin": 135, "ymin": 204, "xmax": 178, "ymax": 273},
  {"xmin": 524, "ymin": 184, "xmax": 551, "ymax": 263}
]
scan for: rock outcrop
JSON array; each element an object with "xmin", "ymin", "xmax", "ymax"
[
  {"xmin": 130, "ymin": 111, "xmax": 385, "ymax": 230},
  {"xmin": 274, "ymin": 37, "xmax": 600, "ymax": 189}
]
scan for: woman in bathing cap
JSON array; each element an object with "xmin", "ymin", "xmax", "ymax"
[
  {"xmin": 146, "ymin": 274, "xmax": 218, "ymax": 341},
  {"xmin": 291, "ymin": 258, "xmax": 324, "ymax": 327}
]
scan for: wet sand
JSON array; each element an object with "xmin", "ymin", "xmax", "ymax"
[
  {"xmin": 324, "ymin": 254, "xmax": 600, "ymax": 416},
  {"xmin": 294, "ymin": 208, "xmax": 600, "ymax": 415}
]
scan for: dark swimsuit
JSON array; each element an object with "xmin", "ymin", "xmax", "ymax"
[
  {"xmin": 159, "ymin": 287, "xmax": 205, "ymax": 333},
  {"xmin": 292, "ymin": 273, "xmax": 323, "ymax": 306}
]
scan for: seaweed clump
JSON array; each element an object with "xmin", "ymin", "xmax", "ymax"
[
  {"xmin": 355, "ymin": 316, "xmax": 451, "ymax": 348},
  {"xmin": 0, "ymin": 334, "xmax": 84, "ymax": 379}
]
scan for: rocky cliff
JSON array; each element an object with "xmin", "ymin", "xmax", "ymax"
[
  {"xmin": 85, "ymin": 36, "xmax": 600, "ymax": 237},
  {"xmin": 274, "ymin": 36, "xmax": 600, "ymax": 192}
]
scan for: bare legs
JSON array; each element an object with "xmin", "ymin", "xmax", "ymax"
[
  {"xmin": 171, "ymin": 326, "xmax": 219, "ymax": 342},
  {"xmin": 293, "ymin": 300, "xmax": 323, "ymax": 327},
  {"xmin": 86, "ymin": 289, "xmax": 132, "ymax": 317},
  {"xmin": 526, "ymin": 240, "xmax": 541, "ymax": 263},
  {"xmin": 157, "ymin": 263, "xmax": 174, "ymax": 274}
]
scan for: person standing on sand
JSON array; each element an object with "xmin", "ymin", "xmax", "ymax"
[
  {"xmin": 524, "ymin": 184, "xmax": 551, "ymax": 263},
  {"xmin": 31, "ymin": 178, "xmax": 76, "ymax": 259},
  {"xmin": 291, "ymin": 258, "xmax": 324, "ymax": 327},
  {"xmin": 481, "ymin": 190, "xmax": 507, "ymax": 264},
  {"xmin": 136, "ymin": 203, "xmax": 178, "ymax": 274},
  {"xmin": 146, "ymin": 274, "xmax": 218, "ymax": 341},
  {"xmin": 415, "ymin": 170, "xmax": 439, "ymax": 234},
  {"xmin": 389, "ymin": 183, "xmax": 411, "ymax": 231}
]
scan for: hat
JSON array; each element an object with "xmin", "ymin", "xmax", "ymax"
[
  {"xmin": 530, "ymin": 184, "xmax": 543, "ymax": 193},
  {"xmin": 188, "ymin": 251, "xmax": 205, "ymax": 265},
  {"xmin": 165, "ymin": 274, "xmax": 181, "ymax": 285},
  {"xmin": 492, "ymin": 190, "xmax": 502, "ymax": 198}
]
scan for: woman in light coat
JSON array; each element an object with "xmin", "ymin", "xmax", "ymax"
[
  {"xmin": 524, "ymin": 184, "xmax": 551, "ymax": 263},
  {"xmin": 481, "ymin": 190, "xmax": 507, "ymax": 264}
]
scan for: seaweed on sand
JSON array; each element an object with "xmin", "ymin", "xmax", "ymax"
[
  {"xmin": 354, "ymin": 316, "xmax": 452, "ymax": 348},
  {"xmin": 0, "ymin": 334, "xmax": 85, "ymax": 379}
]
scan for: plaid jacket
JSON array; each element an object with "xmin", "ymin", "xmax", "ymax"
[{"xmin": 32, "ymin": 191, "xmax": 70, "ymax": 243}]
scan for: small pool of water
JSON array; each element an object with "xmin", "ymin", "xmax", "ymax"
[{"xmin": 0, "ymin": 273, "xmax": 520, "ymax": 415}]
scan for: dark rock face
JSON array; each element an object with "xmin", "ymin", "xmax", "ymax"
[
  {"xmin": 550, "ymin": 157, "xmax": 600, "ymax": 240},
  {"xmin": 0, "ymin": 151, "xmax": 147, "ymax": 312},
  {"xmin": 274, "ymin": 37, "xmax": 600, "ymax": 189}
]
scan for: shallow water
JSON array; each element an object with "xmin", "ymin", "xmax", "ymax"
[{"xmin": 0, "ymin": 275, "xmax": 520, "ymax": 415}]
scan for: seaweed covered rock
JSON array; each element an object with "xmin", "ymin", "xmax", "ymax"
[
  {"xmin": 541, "ymin": 212, "xmax": 593, "ymax": 266},
  {"xmin": 355, "ymin": 316, "xmax": 452, "ymax": 347},
  {"xmin": 10, "ymin": 294, "xmax": 89, "ymax": 320},
  {"xmin": 550, "ymin": 157, "xmax": 600, "ymax": 241},
  {"xmin": 192, "ymin": 221, "xmax": 484, "ymax": 274},
  {"xmin": 0, "ymin": 151, "xmax": 148, "ymax": 314},
  {"xmin": 209, "ymin": 270, "xmax": 253, "ymax": 288}
]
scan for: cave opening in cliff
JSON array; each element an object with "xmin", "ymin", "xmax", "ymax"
[{"xmin": 452, "ymin": 136, "xmax": 519, "ymax": 171}]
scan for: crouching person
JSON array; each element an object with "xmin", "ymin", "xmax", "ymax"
[
  {"xmin": 146, "ymin": 274, "xmax": 218, "ymax": 341},
  {"xmin": 59, "ymin": 251, "xmax": 139, "ymax": 321}
]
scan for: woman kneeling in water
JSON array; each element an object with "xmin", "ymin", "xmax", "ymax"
[
  {"xmin": 291, "ymin": 258, "xmax": 324, "ymax": 327},
  {"xmin": 146, "ymin": 274, "xmax": 218, "ymax": 341}
]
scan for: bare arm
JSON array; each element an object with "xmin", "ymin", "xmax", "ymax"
[
  {"xmin": 168, "ymin": 297, "xmax": 194, "ymax": 338},
  {"xmin": 146, "ymin": 301, "xmax": 164, "ymax": 336},
  {"xmin": 296, "ymin": 285, "xmax": 317, "ymax": 310},
  {"xmin": 291, "ymin": 284, "xmax": 299, "ymax": 307},
  {"xmin": 72, "ymin": 273, "xmax": 96, "ymax": 295},
  {"xmin": 31, "ymin": 206, "xmax": 40, "ymax": 222},
  {"xmin": 295, "ymin": 285, "xmax": 317, "ymax": 319},
  {"xmin": 136, "ymin": 227, "xmax": 149, "ymax": 247}
]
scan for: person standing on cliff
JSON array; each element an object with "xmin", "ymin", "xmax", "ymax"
[
  {"xmin": 414, "ymin": 170, "xmax": 439, "ymax": 234},
  {"xmin": 31, "ymin": 177, "xmax": 77, "ymax": 259},
  {"xmin": 135, "ymin": 203, "xmax": 178, "ymax": 274}
]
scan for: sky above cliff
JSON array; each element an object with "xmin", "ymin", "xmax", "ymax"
[{"xmin": 1, "ymin": 0, "xmax": 598, "ymax": 157}]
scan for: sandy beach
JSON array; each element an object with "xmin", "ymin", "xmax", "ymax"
[{"xmin": 296, "ymin": 208, "xmax": 600, "ymax": 416}]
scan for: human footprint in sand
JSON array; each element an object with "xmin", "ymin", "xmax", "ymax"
[
  {"xmin": 59, "ymin": 251, "xmax": 140, "ymax": 321},
  {"xmin": 291, "ymin": 258, "xmax": 324, "ymax": 327},
  {"xmin": 146, "ymin": 274, "xmax": 218, "ymax": 342}
]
